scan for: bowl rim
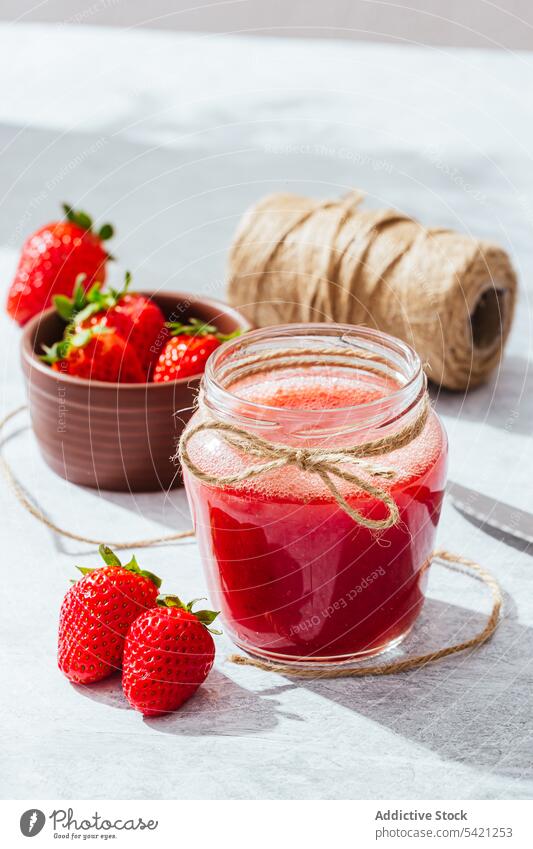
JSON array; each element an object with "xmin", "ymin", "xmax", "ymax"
[{"xmin": 21, "ymin": 289, "xmax": 251, "ymax": 390}]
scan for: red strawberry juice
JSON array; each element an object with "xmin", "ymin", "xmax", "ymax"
[{"xmin": 183, "ymin": 355, "xmax": 447, "ymax": 664}]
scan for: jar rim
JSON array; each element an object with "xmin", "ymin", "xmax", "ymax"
[{"xmin": 203, "ymin": 323, "xmax": 426, "ymax": 429}]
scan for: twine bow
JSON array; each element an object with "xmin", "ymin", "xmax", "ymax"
[{"xmin": 179, "ymin": 394, "xmax": 430, "ymax": 531}]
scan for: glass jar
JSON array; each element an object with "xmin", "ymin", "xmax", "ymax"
[{"xmin": 181, "ymin": 324, "xmax": 448, "ymax": 665}]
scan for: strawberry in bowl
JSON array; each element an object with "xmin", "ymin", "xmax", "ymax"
[
  {"xmin": 55, "ymin": 272, "xmax": 166, "ymax": 378},
  {"xmin": 45, "ymin": 275, "xmax": 242, "ymax": 385},
  {"xmin": 21, "ymin": 290, "xmax": 250, "ymax": 490},
  {"xmin": 42, "ymin": 325, "xmax": 146, "ymax": 383},
  {"xmin": 153, "ymin": 318, "xmax": 240, "ymax": 383}
]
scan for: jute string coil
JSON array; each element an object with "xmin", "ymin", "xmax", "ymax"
[
  {"xmin": 227, "ymin": 190, "xmax": 517, "ymax": 390},
  {"xmin": 1, "ymin": 406, "xmax": 502, "ymax": 678}
]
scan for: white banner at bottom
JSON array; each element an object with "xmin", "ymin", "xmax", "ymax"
[{"xmin": 2, "ymin": 799, "xmax": 531, "ymax": 848}]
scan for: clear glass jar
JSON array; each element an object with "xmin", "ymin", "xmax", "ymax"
[{"xmin": 182, "ymin": 324, "xmax": 448, "ymax": 665}]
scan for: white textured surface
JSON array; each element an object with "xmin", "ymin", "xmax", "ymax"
[{"xmin": 0, "ymin": 24, "xmax": 532, "ymax": 800}]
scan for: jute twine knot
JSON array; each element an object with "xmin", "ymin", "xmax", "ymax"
[
  {"xmin": 179, "ymin": 393, "xmax": 430, "ymax": 531},
  {"xmin": 293, "ymin": 448, "xmax": 316, "ymax": 473}
]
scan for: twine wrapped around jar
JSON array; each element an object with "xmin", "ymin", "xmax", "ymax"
[
  {"xmin": 227, "ymin": 191, "xmax": 517, "ymax": 390},
  {"xmin": 178, "ymin": 344, "xmax": 430, "ymax": 531}
]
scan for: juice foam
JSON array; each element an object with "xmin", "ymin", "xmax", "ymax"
[{"xmin": 188, "ymin": 366, "xmax": 443, "ymax": 504}]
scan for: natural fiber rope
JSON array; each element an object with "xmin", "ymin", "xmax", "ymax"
[
  {"xmin": 179, "ymin": 345, "xmax": 430, "ymax": 531},
  {"xmin": 227, "ymin": 190, "xmax": 518, "ymax": 390},
  {"xmin": 0, "ymin": 405, "xmax": 195, "ymax": 550},
  {"xmin": 228, "ymin": 550, "xmax": 502, "ymax": 678}
]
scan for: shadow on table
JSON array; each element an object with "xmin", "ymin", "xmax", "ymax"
[
  {"xmin": 97, "ymin": 487, "xmax": 190, "ymax": 529},
  {"xmin": 74, "ymin": 668, "xmax": 289, "ymax": 736},
  {"xmin": 432, "ymin": 355, "xmax": 533, "ymax": 438},
  {"xmin": 77, "ymin": 594, "xmax": 531, "ymax": 764},
  {"xmin": 145, "ymin": 668, "xmax": 299, "ymax": 736},
  {"xmin": 267, "ymin": 593, "xmax": 533, "ymax": 779},
  {"xmin": 73, "ymin": 677, "xmax": 131, "ymax": 710}
]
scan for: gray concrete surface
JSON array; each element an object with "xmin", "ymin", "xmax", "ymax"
[{"xmin": 0, "ymin": 24, "xmax": 532, "ymax": 800}]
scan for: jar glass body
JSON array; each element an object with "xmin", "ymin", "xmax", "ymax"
[{"xmin": 182, "ymin": 324, "xmax": 448, "ymax": 665}]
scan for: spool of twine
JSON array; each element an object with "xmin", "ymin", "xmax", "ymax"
[{"xmin": 227, "ymin": 191, "xmax": 517, "ymax": 390}]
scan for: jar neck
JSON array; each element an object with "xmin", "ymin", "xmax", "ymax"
[{"xmin": 202, "ymin": 324, "xmax": 427, "ymax": 442}]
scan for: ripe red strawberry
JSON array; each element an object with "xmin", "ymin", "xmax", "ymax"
[
  {"xmin": 122, "ymin": 596, "xmax": 219, "ymax": 716},
  {"xmin": 58, "ymin": 546, "xmax": 161, "ymax": 685},
  {"xmin": 152, "ymin": 318, "xmax": 238, "ymax": 383},
  {"xmin": 42, "ymin": 324, "xmax": 145, "ymax": 383},
  {"xmin": 6, "ymin": 204, "xmax": 113, "ymax": 326},
  {"xmin": 54, "ymin": 272, "xmax": 166, "ymax": 377}
]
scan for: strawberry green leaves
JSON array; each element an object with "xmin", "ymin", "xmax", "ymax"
[
  {"xmin": 53, "ymin": 274, "xmax": 89, "ymax": 322},
  {"xmin": 123, "ymin": 556, "xmax": 162, "ymax": 590},
  {"xmin": 98, "ymin": 223, "xmax": 114, "ymax": 241},
  {"xmin": 99, "ymin": 544, "xmax": 122, "ymax": 567},
  {"xmin": 71, "ymin": 546, "xmax": 162, "ymax": 590},
  {"xmin": 62, "ymin": 204, "xmax": 93, "ymax": 232},
  {"xmin": 52, "ymin": 271, "xmax": 133, "ymax": 327},
  {"xmin": 157, "ymin": 594, "xmax": 221, "ymax": 633},
  {"xmin": 40, "ymin": 324, "xmax": 113, "ymax": 363},
  {"xmin": 62, "ymin": 203, "xmax": 114, "ymax": 240},
  {"xmin": 45, "ymin": 265, "xmax": 127, "ymax": 360},
  {"xmin": 98, "ymin": 545, "xmax": 162, "ymax": 589},
  {"xmin": 167, "ymin": 317, "xmax": 241, "ymax": 343}
]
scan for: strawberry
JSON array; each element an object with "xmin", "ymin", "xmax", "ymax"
[
  {"xmin": 42, "ymin": 324, "xmax": 145, "ymax": 383},
  {"xmin": 152, "ymin": 318, "xmax": 239, "ymax": 383},
  {"xmin": 58, "ymin": 546, "xmax": 161, "ymax": 685},
  {"xmin": 122, "ymin": 596, "xmax": 219, "ymax": 716},
  {"xmin": 6, "ymin": 204, "xmax": 113, "ymax": 326},
  {"xmin": 54, "ymin": 272, "xmax": 166, "ymax": 377}
]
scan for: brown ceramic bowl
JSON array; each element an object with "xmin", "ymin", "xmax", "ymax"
[{"xmin": 21, "ymin": 292, "xmax": 250, "ymax": 492}]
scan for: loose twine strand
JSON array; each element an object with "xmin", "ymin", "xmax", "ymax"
[
  {"xmin": 1, "ymin": 405, "xmax": 503, "ymax": 677},
  {"xmin": 0, "ymin": 405, "xmax": 194, "ymax": 550}
]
